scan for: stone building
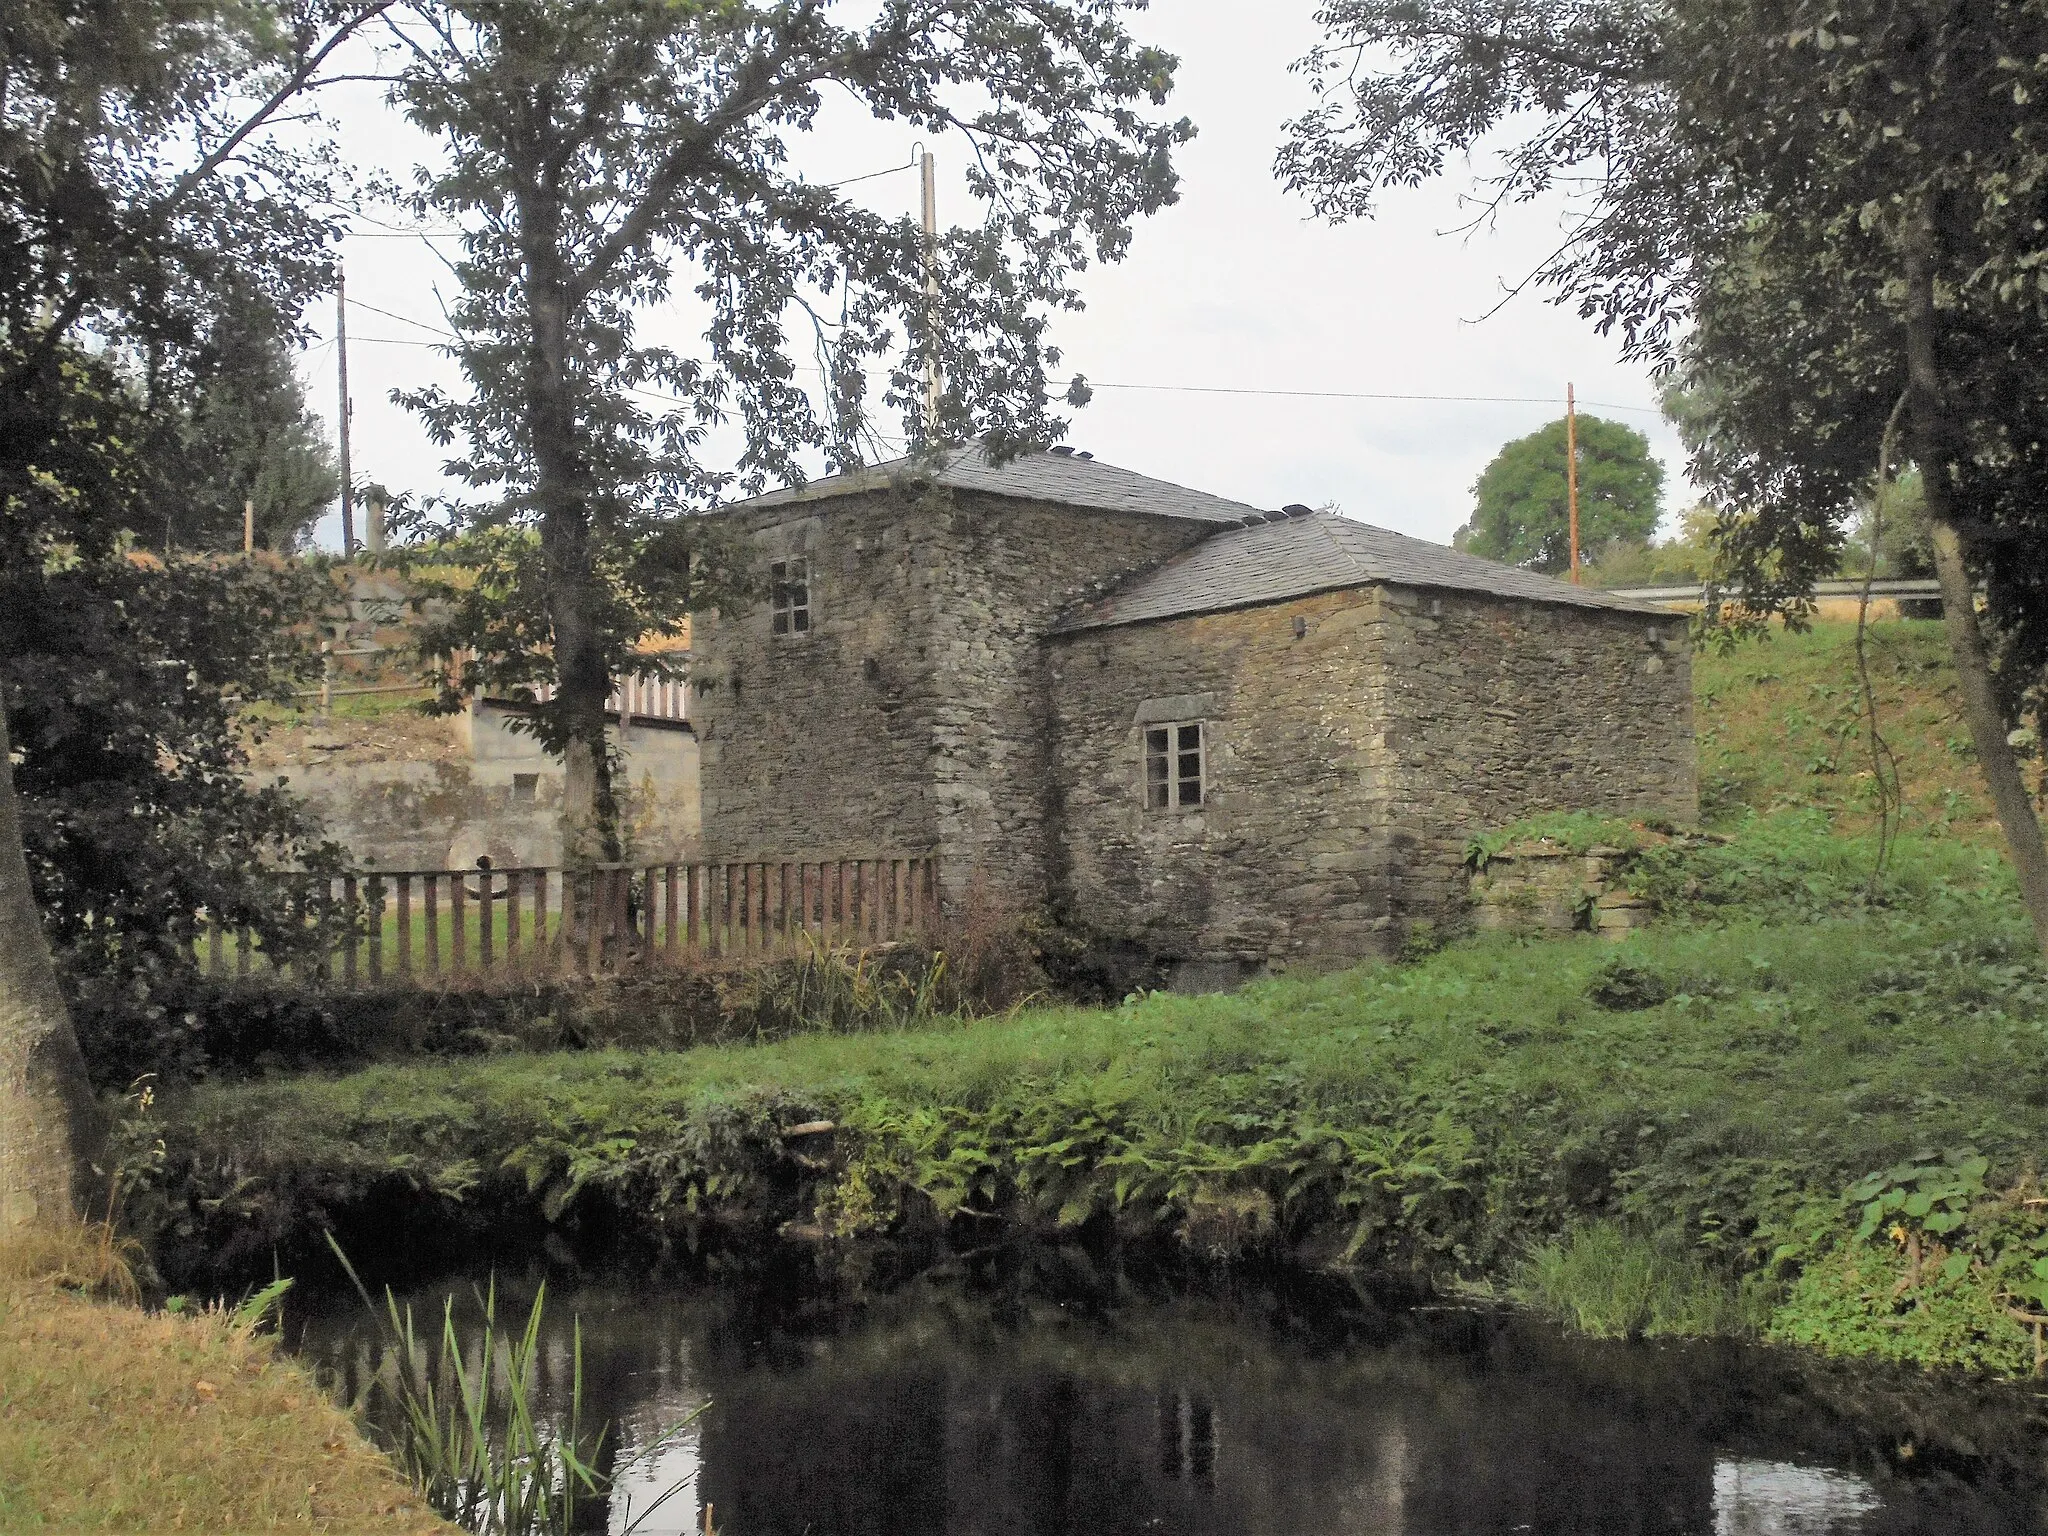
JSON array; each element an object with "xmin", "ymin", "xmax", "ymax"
[{"xmin": 692, "ymin": 447, "xmax": 1693, "ymax": 974}]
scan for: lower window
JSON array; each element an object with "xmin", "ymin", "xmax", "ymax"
[{"xmin": 1144, "ymin": 721, "xmax": 1206, "ymax": 810}]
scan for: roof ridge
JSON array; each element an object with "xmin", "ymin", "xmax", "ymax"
[{"xmin": 1303, "ymin": 511, "xmax": 1376, "ymax": 585}]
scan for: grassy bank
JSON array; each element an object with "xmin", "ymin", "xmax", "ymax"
[
  {"xmin": 136, "ymin": 807, "xmax": 2048, "ymax": 1374},
  {"xmin": 125, "ymin": 619, "xmax": 2048, "ymax": 1375},
  {"xmin": 0, "ymin": 1230, "xmax": 451, "ymax": 1533}
]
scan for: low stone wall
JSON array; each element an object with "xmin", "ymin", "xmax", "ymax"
[{"xmin": 1467, "ymin": 843, "xmax": 1656, "ymax": 939}]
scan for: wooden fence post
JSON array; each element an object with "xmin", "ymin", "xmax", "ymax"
[
  {"xmin": 424, "ymin": 874, "xmax": 441, "ymax": 975},
  {"xmin": 342, "ymin": 875, "xmax": 360, "ymax": 985}
]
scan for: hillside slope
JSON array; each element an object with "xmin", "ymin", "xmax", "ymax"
[{"xmin": 1692, "ymin": 618, "xmax": 2035, "ymax": 842}]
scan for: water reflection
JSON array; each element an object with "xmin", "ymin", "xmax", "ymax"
[
  {"xmin": 293, "ymin": 1279, "xmax": 2041, "ymax": 1536},
  {"xmin": 1714, "ymin": 1461, "xmax": 1883, "ymax": 1535}
]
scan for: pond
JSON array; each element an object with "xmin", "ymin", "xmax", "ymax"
[{"xmin": 291, "ymin": 1271, "xmax": 2046, "ymax": 1535}]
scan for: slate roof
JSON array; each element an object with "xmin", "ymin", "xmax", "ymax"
[
  {"xmin": 731, "ymin": 446, "xmax": 1264, "ymax": 525},
  {"xmin": 1055, "ymin": 511, "xmax": 1677, "ymax": 631}
]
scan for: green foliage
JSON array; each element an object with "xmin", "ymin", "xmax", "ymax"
[
  {"xmin": 725, "ymin": 939, "xmax": 956, "ymax": 1037},
  {"xmin": 133, "ymin": 815, "xmax": 2048, "ymax": 1382},
  {"xmin": 173, "ymin": 308, "xmax": 339, "ymax": 554},
  {"xmin": 4, "ymin": 537, "xmax": 347, "ymax": 1029},
  {"xmin": 1763, "ymin": 1147, "xmax": 2048, "ymax": 1376},
  {"xmin": 329, "ymin": 1238, "xmax": 697, "ymax": 1536},
  {"xmin": 1278, "ymin": 0, "xmax": 2048, "ymax": 715},
  {"xmin": 1585, "ymin": 506, "xmax": 1723, "ymax": 589},
  {"xmin": 1515, "ymin": 1222, "xmax": 1772, "ymax": 1339},
  {"xmin": 1456, "ymin": 415, "xmax": 1664, "ymax": 573},
  {"xmin": 1464, "ymin": 811, "xmax": 1673, "ymax": 870},
  {"xmin": 1690, "ymin": 620, "xmax": 2010, "ymax": 841},
  {"xmin": 1, "ymin": 0, "xmax": 366, "ymax": 1068}
]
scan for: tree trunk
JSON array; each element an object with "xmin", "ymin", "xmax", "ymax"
[
  {"xmin": 518, "ymin": 180, "xmax": 623, "ymax": 868},
  {"xmin": 0, "ymin": 704, "xmax": 104, "ymax": 1235},
  {"xmin": 1902, "ymin": 209, "xmax": 2048, "ymax": 958}
]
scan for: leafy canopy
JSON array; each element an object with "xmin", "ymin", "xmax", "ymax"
[
  {"xmin": 1457, "ymin": 414, "xmax": 1662, "ymax": 574},
  {"xmin": 2, "ymin": 0, "xmax": 379, "ymax": 1002}
]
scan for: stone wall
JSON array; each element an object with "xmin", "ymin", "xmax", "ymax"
[
  {"xmin": 1468, "ymin": 844, "xmax": 1654, "ymax": 938},
  {"xmin": 1374, "ymin": 589, "xmax": 1695, "ymax": 928},
  {"xmin": 1048, "ymin": 584, "xmax": 1694, "ymax": 970},
  {"xmin": 693, "ymin": 493, "xmax": 950, "ymax": 866},
  {"xmin": 693, "ymin": 486, "xmax": 1206, "ymax": 906},
  {"xmin": 1048, "ymin": 587, "xmax": 1396, "ymax": 972}
]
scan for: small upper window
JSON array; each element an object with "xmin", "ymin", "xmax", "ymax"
[
  {"xmin": 1144, "ymin": 721, "xmax": 1206, "ymax": 810},
  {"xmin": 770, "ymin": 557, "xmax": 811, "ymax": 636}
]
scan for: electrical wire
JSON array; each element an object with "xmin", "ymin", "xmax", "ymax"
[
  {"xmin": 346, "ymin": 296, "xmax": 455, "ymax": 336},
  {"xmin": 328, "ymin": 298, "xmax": 1662, "ymax": 418},
  {"xmin": 1066, "ymin": 379, "xmax": 1658, "ymax": 415}
]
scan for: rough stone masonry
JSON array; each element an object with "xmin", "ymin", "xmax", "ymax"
[{"xmin": 693, "ymin": 447, "xmax": 1694, "ymax": 977}]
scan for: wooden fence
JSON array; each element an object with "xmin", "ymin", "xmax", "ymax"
[{"xmin": 200, "ymin": 856, "xmax": 941, "ymax": 984}]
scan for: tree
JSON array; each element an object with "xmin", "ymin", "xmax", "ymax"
[
  {"xmin": 1, "ymin": 0, "xmax": 384, "ymax": 1226},
  {"xmin": 0, "ymin": 701, "xmax": 101, "ymax": 1233},
  {"xmin": 1456, "ymin": 414, "xmax": 1662, "ymax": 574},
  {"xmin": 1278, "ymin": 0, "xmax": 2048, "ymax": 957},
  {"xmin": 170, "ymin": 303, "xmax": 341, "ymax": 553},
  {"xmin": 384, "ymin": 0, "xmax": 1192, "ymax": 862}
]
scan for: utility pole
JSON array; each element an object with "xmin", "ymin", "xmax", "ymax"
[
  {"xmin": 1566, "ymin": 382, "xmax": 1581, "ymax": 585},
  {"xmin": 920, "ymin": 147, "xmax": 940, "ymax": 439},
  {"xmin": 336, "ymin": 265, "xmax": 356, "ymax": 558}
]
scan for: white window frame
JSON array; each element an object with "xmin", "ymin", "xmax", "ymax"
[
  {"xmin": 769, "ymin": 556, "xmax": 812, "ymax": 637},
  {"xmin": 1142, "ymin": 720, "xmax": 1208, "ymax": 812}
]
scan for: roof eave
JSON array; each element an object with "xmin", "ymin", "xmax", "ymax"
[{"xmin": 1055, "ymin": 575, "xmax": 1688, "ymax": 634}]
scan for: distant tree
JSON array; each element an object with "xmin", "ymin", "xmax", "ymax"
[
  {"xmin": 169, "ymin": 303, "xmax": 341, "ymax": 553},
  {"xmin": 1584, "ymin": 506, "xmax": 1720, "ymax": 589},
  {"xmin": 1456, "ymin": 415, "xmax": 1662, "ymax": 574},
  {"xmin": 385, "ymin": 0, "xmax": 1192, "ymax": 862}
]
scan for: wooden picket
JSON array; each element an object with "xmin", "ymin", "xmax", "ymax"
[{"xmin": 197, "ymin": 856, "xmax": 941, "ymax": 985}]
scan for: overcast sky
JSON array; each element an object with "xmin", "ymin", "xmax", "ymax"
[{"xmin": 301, "ymin": 0, "xmax": 1687, "ymax": 553}]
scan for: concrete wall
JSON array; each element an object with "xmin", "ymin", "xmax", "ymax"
[
  {"xmin": 1048, "ymin": 587, "xmax": 1395, "ymax": 973},
  {"xmin": 276, "ymin": 705, "xmax": 700, "ymax": 872},
  {"xmin": 693, "ymin": 486, "xmax": 1207, "ymax": 906}
]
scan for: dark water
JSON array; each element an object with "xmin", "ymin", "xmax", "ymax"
[{"xmin": 291, "ymin": 1273, "xmax": 2048, "ymax": 1535}]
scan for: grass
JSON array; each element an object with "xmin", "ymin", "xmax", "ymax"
[
  {"xmin": 130, "ymin": 618, "xmax": 2048, "ymax": 1376},
  {"xmin": 1690, "ymin": 618, "xmax": 2025, "ymax": 840},
  {"xmin": 328, "ymin": 1239, "xmax": 700, "ymax": 1536},
  {"xmin": 0, "ymin": 1225, "xmax": 453, "ymax": 1533},
  {"xmin": 1514, "ymin": 1221, "xmax": 1775, "ymax": 1339},
  {"xmin": 136, "ymin": 817, "xmax": 2048, "ymax": 1362}
]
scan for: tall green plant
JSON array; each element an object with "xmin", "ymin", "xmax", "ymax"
[{"xmin": 327, "ymin": 1237, "xmax": 698, "ymax": 1536}]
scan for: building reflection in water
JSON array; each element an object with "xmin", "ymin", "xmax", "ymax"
[{"xmin": 297, "ymin": 1283, "xmax": 2038, "ymax": 1536}]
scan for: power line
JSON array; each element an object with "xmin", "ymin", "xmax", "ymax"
[
  {"xmin": 819, "ymin": 156, "xmax": 920, "ymax": 191},
  {"xmin": 1065, "ymin": 379, "xmax": 1659, "ymax": 415},
  {"xmin": 346, "ymin": 295, "xmax": 455, "ymax": 336},
  {"xmin": 325, "ymin": 304, "xmax": 1664, "ymax": 419}
]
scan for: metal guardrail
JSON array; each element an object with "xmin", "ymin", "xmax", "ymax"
[{"xmin": 1601, "ymin": 578, "xmax": 1944, "ymax": 605}]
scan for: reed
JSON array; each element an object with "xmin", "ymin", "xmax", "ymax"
[
  {"xmin": 327, "ymin": 1237, "xmax": 697, "ymax": 1536},
  {"xmin": 1514, "ymin": 1222, "xmax": 1773, "ymax": 1340}
]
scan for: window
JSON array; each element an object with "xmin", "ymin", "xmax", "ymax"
[
  {"xmin": 511, "ymin": 772, "xmax": 539, "ymax": 803},
  {"xmin": 1144, "ymin": 721, "xmax": 1206, "ymax": 810},
  {"xmin": 770, "ymin": 557, "xmax": 811, "ymax": 636}
]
